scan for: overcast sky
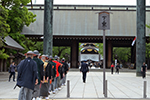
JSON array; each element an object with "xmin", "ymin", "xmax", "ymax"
[{"xmin": 32, "ymin": 0, "xmax": 150, "ymax": 5}]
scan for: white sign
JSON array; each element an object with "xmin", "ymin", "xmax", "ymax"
[{"xmin": 98, "ymin": 12, "xmax": 110, "ymax": 30}]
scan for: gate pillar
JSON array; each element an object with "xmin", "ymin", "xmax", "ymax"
[
  {"xmin": 106, "ymin": 40, "xmax": 112, "ymax": 68},
  {"xmin": 71, "ymin": 40, "xmax": 79, "ymax": 68}
]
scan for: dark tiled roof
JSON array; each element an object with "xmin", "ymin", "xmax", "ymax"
[{"xmin": 4, "ymin": 36, "xmax": 25, "ymax": 51}]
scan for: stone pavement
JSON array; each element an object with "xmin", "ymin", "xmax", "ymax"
[{"xmin": 0, "ymin": 70, "xmax": 150, "ymax": 99}]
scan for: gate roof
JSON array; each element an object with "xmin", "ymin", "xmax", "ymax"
[{"xmin": 22, "ymin": 5, "xmax": 150, "ymax": 37}]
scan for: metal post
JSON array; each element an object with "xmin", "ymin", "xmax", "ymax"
[
  {"xmin": 67, "ymin": 80, "xmax": 70, "ymax": 98},
  {"xmin": 136, "ymin": 0, "xmax": 146, "ymax": 76},
  {"xmin": 103, "ymin": 29, "xmax": 106, "ymax": 94},
  {"xmin": 104, "ymin": 80, "xmax": 107, "ymax": 98},
  {"xmin": 143, "ymin": 81, "xmax": 147, "ymax": 98},
  {"xmin": 43, "ymin": 0, "xmax": 53, "ymax": 55}
]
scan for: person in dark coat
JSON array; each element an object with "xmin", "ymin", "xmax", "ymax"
[
  {"xmin": 61, "ymin": 58, "xmax": 69, "ymax": 86},
  {"xmin": 17, "ymin": 51, "xmax": 38, "ymax": 100},
  {"xmin": 115, "ymin": 63, "xmax": 120, "ymax": 74},
  {"xmin": 47, "ymin": 56, "xmax": 56, "ymax": 94},
  {"xmin": 9, "ymin": 61, "xmax": 16, "ymax": 82},
  {"xmin": 32, "ymin": 50, "xmax": 44, "ymax": 100},
  {"xmin": 40, "ymin": 55, "xmax": 49, "ymax": 100},
  {"xmin": 80, "ymin": 60, "xmax": 89, "ymax": 83},
  {"xmin": 141, "ymin": 62, "xmax": 147, "ymax": 79}
]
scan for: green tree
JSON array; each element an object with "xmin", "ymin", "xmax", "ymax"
[
  {"xmin": 53, "ymin": 46, "xmax": 70, "ymax": 60},
  {"xmin": 113, "ymin": 47, "xmax": 131, "ymax": 67},
  {"xmin": 95, "ymin": 43, "xmax": 103, "ymax": 55},
  {"xmin": 0, "ymin": 5, "xmax": 10, "ymax": 59},
  {"xmin": 1, "ymin": 0, "xmax": 36, "ymax": 54}
]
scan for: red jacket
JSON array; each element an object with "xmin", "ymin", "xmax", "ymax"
[
  {"xmin": 111, "ymin": 65, "xmax": 115, "ymax": 68},
  {"xmin": 53, "ymin": 60, "xmax": 61, "ymax": 77}
]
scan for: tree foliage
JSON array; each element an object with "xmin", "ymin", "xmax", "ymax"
[
  {"xmin": 0, "ymin": 49, "xmax": 9, "ymax": 59},
  {"xmin": 95, "ymin": 43, "xmax": 103, "ymax": 55},
  {"xmin": 0, "ymin": 0, "xmax": 36, "ymax": 55},
  {"xmin": 0, "ymin": 5, "xmax": 10, "ymax": 39},
  {"xmin": 146, "ymin": 24, "xmax": 150, "ymax": 58},
  {"xmin": 113, "ymin": 47, "xmax": 131, "ymax": 63},
  {"xmin": 0, "ymin": 5, "xmax": 10, "ymax": 59},
  {"xmin": 53, "ymin": 46, "xmax": 70, "ymax": 60},
  {"xmin": 146, "ymin": 43, "xmax": 150, "ymax": 58}
]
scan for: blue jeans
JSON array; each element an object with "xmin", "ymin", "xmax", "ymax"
[{"xmin": 54, "ymin": 77, "xmax": 58, "ymax": 89}]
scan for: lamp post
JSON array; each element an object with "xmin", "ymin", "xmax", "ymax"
[{"xmin": 96, "ymin": 11, "xmax": 112, "ymax": 97}]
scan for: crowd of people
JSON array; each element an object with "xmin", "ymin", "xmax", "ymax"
[
  {"xmin": 9, "ymin": 50, "xmax": 69, "ymax": 100},
  {"xmin": 8, "ymin": 50, "xmax": 148, "ymax": 100}
]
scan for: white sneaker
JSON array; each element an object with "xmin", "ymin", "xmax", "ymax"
[
  {"xmin": 37, "ymin": 97, "xmax": 41, "ymax": 100},
  {"xmin": 48, "ymin": 91, "xmax": 51, "ymax": 95},
  {"xmin": 58, "ymin": 88, "xmax": 61, "ymax": 91},
  {"xmin": 32, "ymin": 98, "xmax": 35, "ymax": 100},
  {"xmin": 45, "ymin": 97, "xmax": 49, "ymax": 100},
  {"xmin": 50, "ymin": 91, "xmax": 52, "ymax": 94},
  {"xmin": 63, "ymin": 83, "xmax": 66, "ymax": 86},
  {"xmin": 55, "ymin": 88, "xmax": 58, "ymax": 91},
  {"xmin": 52, "ymin": 91, "xmax": 56, "ymax": 94}
]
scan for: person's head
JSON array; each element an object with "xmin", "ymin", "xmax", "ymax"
[
  {"xmin": 45, "ymin": 55, "xmax": 49, "ymax": 60},
  {"xmin": 143, "ymin": 62, "xmax": 145, "ymax": 65},
  {"xmin": 33, "ymin": 50, "xmax": 40, "ymax": 58},
  {"xmin": 49, "ymin": 55, "xmax": 53, "ymax": 61},
  {"xmin": 62, "ymin": 58, "xmax": 65, "ymax": 62},
  {"xmin": 84, "ymin": 60, "xmax": 87, "ymax": 63},
  {"xmin": 41, "ymin": 55, "xmax": 46, "ymax": 61},
  {"xmin": 112, "ymin": 63, "xmax": 114, "ymax": 65},
  {"xmin": 117, "ymin": 63, "xmax": 119, "ymax": 65},
  {"xmin": 25, "ymin": 51, "xmax": 35, "ymax": 59},
  {"xmin": 12, "ymin": 61, "xmax": 15, "ymax": 65},
  {"xmin": 54, "ymin": 55, "xmax": 58, "ymax": 60}
]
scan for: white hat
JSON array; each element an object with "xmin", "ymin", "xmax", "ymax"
[{"xmin": 25, "ymin": 51, "xmax": 35, "ymax": 56}]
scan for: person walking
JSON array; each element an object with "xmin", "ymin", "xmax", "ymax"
[
  {"xmin": 16, "ymin": 51, "xmax": 38, "ymax": 100},
  {"xmin": 61, "ymin": 58, "xmax": 69, "ymax": 86},
  {"xmin": 40, "ymin": 55, "xmax": 49, "ymax": 100},
  {"xmin": 8, "ymin": 61, "xmax": 16, "ymax": 82},
  {"xmin": 53, "ymin": 55, "xmax": 62, "ymax": 92},
  {"xmin": 115, "ymin": 63, "xmax": 120, "ymax": 74},
  {"xmin": 111, "ymin": 63, "xmax": 115, "ymax": 74},
  {"xmin": 141, "ymin": 62, "xmax": 147, "ymax": 79},
  {"xmin": 80, "ymin": 60, "xmax": 89, "ymax": 83},
  {"xmin": 32, "ymin": 50, "xmax": 44, "ymax": 100},
  {"xmin": 47, "ymin": 56, "xmax": 56, "ymax": 94}
]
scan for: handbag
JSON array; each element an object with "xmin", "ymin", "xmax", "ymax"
[
  {"xmin": 8, "ymin": 68, "xmax": 11, "ymax": 73},
  {"xmin": 40, "ymin": 83, "xmax": 49, "ymax": 97}
]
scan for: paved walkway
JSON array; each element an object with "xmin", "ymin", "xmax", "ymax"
[{"xmin": 0, "ymin": 70, "xmax": 150, "ymax": 99}]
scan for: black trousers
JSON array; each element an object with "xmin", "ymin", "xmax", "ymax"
[
  {"xmin": 111, "ymin": 67, "xmax": 114, "ymax": 74},
  {"xmin": 9, "ymin": 72, "xmax": 15, "ymax": 81},
  {"xmin": 142, "ymin": 71, "xmax": 146, "ymax": 78},
  {"xmin": 116, "ymin": 68, "xmax": 119, "ymax": 74},
  {"xmin": 82, "ymin": 72, "xmax": 87, "ymax": 82}
]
